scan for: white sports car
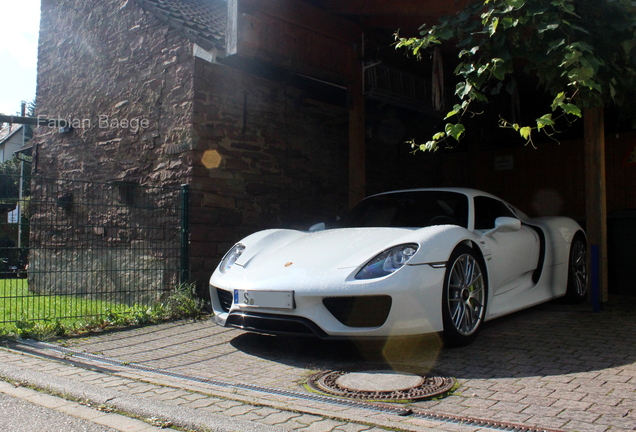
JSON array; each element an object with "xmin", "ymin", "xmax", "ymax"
[{"xmin": 209, "ymin": 188, "xmax": 587, "ymax": 346}]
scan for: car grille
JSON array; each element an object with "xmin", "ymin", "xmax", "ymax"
[
  {"xmin": 226, "ymin": 312, "xmax": 328, "ymax": 337},
  {"xmin": 322, "ymin": 295, "xmax": 392, "ymax": 328},
  {"xmin": 216, "ymin": 288, "xmax": 233, "ymax": 312}
]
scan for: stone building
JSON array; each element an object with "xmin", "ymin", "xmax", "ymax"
[{"xmin": 33, "ymin": 0, "xmax": 363, "ymax": 293}]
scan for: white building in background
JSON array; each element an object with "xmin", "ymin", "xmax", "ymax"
[{"xmin": 0, "ymin": 124, "xmax": 25, "ymax": 162}]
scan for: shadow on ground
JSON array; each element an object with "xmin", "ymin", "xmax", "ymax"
[{"xmin": 230, "ymin": 298, "xmax": 636, "ymax": 380}]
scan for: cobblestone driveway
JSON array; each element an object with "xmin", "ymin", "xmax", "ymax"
[{"xmin": 58, "ymin": 298, "xmax": 636, "ymax": 432}]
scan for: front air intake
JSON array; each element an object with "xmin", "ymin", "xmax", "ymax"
[
  {"xmin": 322, "ymin": 295, "xmax": 392, "ymax": 328},
  {"xmin": 216, "ymin": 288, "xmax": 233, "ymax": 312}
]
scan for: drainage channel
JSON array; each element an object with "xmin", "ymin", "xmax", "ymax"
[{"xmin": 16, "ymin": 340, "xmax": 563, "ymax": 432}]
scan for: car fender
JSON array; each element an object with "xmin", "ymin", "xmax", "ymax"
[{"xmin": 408, "ymin": 225, "xmax": 485, "ymax": 266}]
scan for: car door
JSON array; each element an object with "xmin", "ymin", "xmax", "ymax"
[{"xmin": 473, "ymin": 196, "xmax": 539, "ymax": 295}]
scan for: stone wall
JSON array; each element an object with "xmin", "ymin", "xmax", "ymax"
[
  {"xmin": 188, "ymin": 59, "xmax": 350, "ymax": 285},
  {"xmin": 35, "ymin": 0, "xmax": 195, "ymax": 186}
]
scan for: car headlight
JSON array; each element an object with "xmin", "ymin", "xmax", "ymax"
[
  {"xmin": 219, "ymin": 244, "xmax": 245, "ymax": 274},
  {"xmin": 355, "ymin": 244, "xmax": 419, "ymax": 280}
]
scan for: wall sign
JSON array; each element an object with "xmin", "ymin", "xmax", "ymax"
[{"xmin": 495, "ymin": 155, "xmax": 514, "ymax": 171}]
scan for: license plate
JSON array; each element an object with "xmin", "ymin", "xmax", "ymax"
[{"xmin": 233, "ymin": 289, "xmax": 295, "ymax": 309}]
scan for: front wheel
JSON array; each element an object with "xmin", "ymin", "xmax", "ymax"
[
  {"xmin": 442, "ymin": 245, "xmax": 487, "ymax": 347},
  {"xmin": 565, "ymin": 233, "xmax": 588, "ymax": 303}
]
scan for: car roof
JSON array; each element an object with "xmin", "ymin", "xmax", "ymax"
[{"xmin": 365, "ymin": 188, "xmax": 499, "ymax": 201}]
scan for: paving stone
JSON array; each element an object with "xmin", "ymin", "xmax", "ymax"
[
  {"xmin": 551, "ymin": 398, "xmax": 594, "ymax": 411},
  {"xmin": 595, "ymin": 414, "xmax": 636, "ymax": 429},
  {"xmin": 183, "ymin": 397, "xmax": 220, "ymax": 409},
  {"xmin": 221, "ymin": 404, "xmax": 260, "ymax": 417},
  {"xmin": 521, "ymin": 404, "xmax": 563, "ymax": 417},
  {"xmin": 489, "ymin": 391, "xmax": 526, "ymax": 403},
  {"xmin": 524, "ymin": 415, "xmax": 569, "ymax": 429},
  {"xmin": 489, "ymin": 411, "xmax": 533, "ymax": 424},
  {"xmin": 331, "ymin": 423, "xmax": 382, "ymax": 432},
  {"xmin": 586, "ymin": 404, "xmax": 631, "ymax": 417},
  {"xmin": 557, "ymin": 408, "xmax": 601, "ymax": 423},
  {"xmin": 561, "ymin": 420, "xmax": 610, "ymax": 432},
  {"xmin": 292, "ymin": 418, "xmax": 345, "ymax": 431},
  {"xmin": 26, "ymin": 393, "xmax": 74, "ymax": 409},
  {"xmin": 489, "ymin": 400, "xmax": 529, "ymax": 414},
  {"xmin": 457, "ymin": 397, "xmax": 498, "ymax": 409},
  {"xmin": 259, "ymin": 411, "xmax": 303, "ymax": 426}
]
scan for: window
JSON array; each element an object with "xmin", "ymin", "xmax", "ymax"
[
  {"xmin": 474, "ymin": 196, "xmax": 517, "ymax": 230},
  {"xmin": 340, "ymin": 191, "xmax": 469, "ymax": 228}
]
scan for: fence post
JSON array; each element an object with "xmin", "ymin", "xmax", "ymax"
[{"xmin": 180, "ymin": 184, "xmax": 190, "ymax": 285}]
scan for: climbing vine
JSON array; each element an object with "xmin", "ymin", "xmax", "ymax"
[{"xmin": 395, "ymin": 0, "xmax": 636, "ymax": 150}]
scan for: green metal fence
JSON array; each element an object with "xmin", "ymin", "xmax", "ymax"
[{"xmin": 0, "ymin": 174, "xmax": 188, "ymax": 324}]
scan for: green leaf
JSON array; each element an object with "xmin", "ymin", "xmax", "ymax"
[
  {"xmin": 444, "ymin": 104, "xmax": 463, "ymax": 119},
  {"xmin": 420, "ymin": 141, "xmax": 438, "ymax": 152},
  {"xmin": 622, "ymin": 38, "xmax": 636, "ymax": 55},
  {"xmin": 547, "ymin": 38, "xmax": 566, "ymax": 54},
  {"xmin": 445, "ymin": 123, "xmax": 466, "ymax": 141},
  {"xmin": 505, "ymin": 0, "xmax": 524, "ymax": 8},
  {"xmin": 491, "ymin": 63, "xmax": 509, "ymax": 81},
  {"xmin": 537, "ymin": 21, "xmax": 559, "ymax": 33},
  {"xmin": 551, "ymin": 92, "xmax": 567, "ymax": 111},
  {"xmin": 488, "ymin": 17, "xmax": 500, "ymax": 35},
  {"xmin": 456, "ymin": 81, "xmax": 473, "ymax": 98},
  {"xmin": 435, "ymin": 26, "xmax": 455, "ymax": 41},
  {"xmin": 561, "ymin": 103, "xmax": 582, "ymax": 117},
  {"xmin": 519, "ymin": 126, "xmax": 533, "ymax": 140},
  {"xmin": 536, "ymin": 114, "xmax": 555, "ymax": 129}
]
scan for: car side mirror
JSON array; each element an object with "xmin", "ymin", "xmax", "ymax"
[
  {"xmin": 309, "ymin": 222, "xmax": 326, "ymax": 232},
  {"xmin": 484, "ymin": 217, "xmax": 521, "ymax": 236}
]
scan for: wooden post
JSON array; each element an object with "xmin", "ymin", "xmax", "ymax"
[
  {"xmin": 583, "ymin": 107, "xmax": 608, "ymax": 302},
  {"xmin": 348, "ymin": 45, "xmax": 365, "ymax": 208},
  {"xmin": 226, "ymin": 0, "xmax": 238, "ymax": 56}
]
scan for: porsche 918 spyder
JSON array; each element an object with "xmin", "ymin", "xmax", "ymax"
[{"xmin": 209, "ymin": 188, "xmax": 587, "ymax": 346}]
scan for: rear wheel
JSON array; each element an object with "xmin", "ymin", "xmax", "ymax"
[
  {"xmin": 565, "ymin": 233, "xmax": 588, "ymax": 303},
  {"xmin": 442, "ymin": 245, "xmax": 487, "ymax": 347}
]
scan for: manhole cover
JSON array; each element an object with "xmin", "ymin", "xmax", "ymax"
[{"xmin": 307, "ymin": 369, "xmax": 455, "ymax": 401}]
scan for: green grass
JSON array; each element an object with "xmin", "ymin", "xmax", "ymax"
[
  {"xmin": 0, "ymin": 278, "xmax": 128, "ymax": 322},
  {"xmin": 0, "ymin": 279, "xmax": 205, "ymax": 340}
]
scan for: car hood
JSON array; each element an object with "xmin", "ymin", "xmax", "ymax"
[{"xmin": 233, "ymin": 226, "xmax": 456, "ymax": 275}]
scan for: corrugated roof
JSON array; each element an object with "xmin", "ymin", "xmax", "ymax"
[{"xmin": 132, "ymin": 0, "xmax": 227, "ymax": 51}]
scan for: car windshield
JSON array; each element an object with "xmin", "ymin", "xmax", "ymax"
[{"xmin": 338, "ymin": 191, "xmax": 469, "ymax": 228}]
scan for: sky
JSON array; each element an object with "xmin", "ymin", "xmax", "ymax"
[{"xmin": 0, "ymin": 0, "xmax": 40, "ymax": 116}]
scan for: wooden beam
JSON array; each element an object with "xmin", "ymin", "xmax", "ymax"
[
  {"xmin": 0, "ymin": 115, "xmax": 63, "ymax": 127},
  {"xmin": 348, "ymin": 46, "xmax": 366, "ymax": 208},
  {"xmin": 226, "ymin": 0, "xmax": 238, "ymax": 56},
  {"xmin": 316, "ymin": 0, "xmax": 470, "ymax": 17},
  {"xmin": 358, "ymin": 15, "xmax": 444, "ymax": 32},
  {"xmin": 583, "ymin": 107, "xmax": 608, "ymax": 302},
  {"xmin": 239, "ymin": 0, "xmax": 360, "ymax": 43}
]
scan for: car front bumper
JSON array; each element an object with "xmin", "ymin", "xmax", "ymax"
[{"xmin": 209, "ymin": 264, "xmax": 446, "ymax": 338}]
